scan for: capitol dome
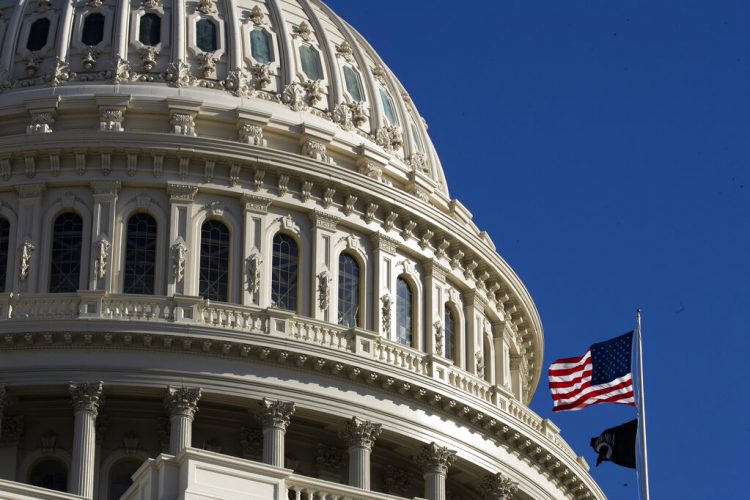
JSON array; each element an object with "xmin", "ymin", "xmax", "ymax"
[{"xmin": 0, "ymin": 1, "xmax": 604, "ymax": 499}]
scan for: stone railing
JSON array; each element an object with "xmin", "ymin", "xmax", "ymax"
[
  {"xmin": 0, "ymin": 479, "xmax": 84, "ymax": 499},
  {"xmin": 0, "ymin": 291, "xmax": 579, "ymax": 465},
  {"xmin": 287, "ymin": 476, "xmax": 411, "ymax": 500}
]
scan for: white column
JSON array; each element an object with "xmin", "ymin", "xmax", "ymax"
[
  {"xmin": 423, "ymin": 261, "xmax": 448, "ymax": 356},
  {"xmin": 113, "ymin": 0, "xmax": 131, "ymax": 59},
  {"xmin": 340, "ymin": 416, "xmax": 381, "ymax": 490},
  {"xmin": 164, "ymin": 386, "xmax": 201, "ymax": 455},
  {"xmin": 1, "ymin": 0, "xmax": 25, "ymax": 71},
  {"xmin": 416, "ymin": 442, "xmax": 456, "ymax": 500},
  {"xmin": 55, "ymin": 0, "xmax": 76, "ymax": 61},
  {"xmin": 166, "ymin": 184, "xmax": 198, "ymax": 296},
  {"xmin": 257, "ymin": 398, "xmax": 295, "ymax": 467},
  {"xmin": 480, "ymin": 472, "xmax": 519, "ymax": 500},
  {"xmin": 241, "ymin": 194, "xmax": 271, "ymax": 306},
  {"xmin": 68, "ymin": 382, "xmax": 103, "ymax": 499},
  {"xmin": 90, "ymin": 181, "xmax": 120, "ymax": 292},
  {"xmin": 309, "ymin": 211, "xmax": 339, "ymax": 322},
  {"xmin": 370, "ymin": 233, "xmax": 398, "ymax": 340}
]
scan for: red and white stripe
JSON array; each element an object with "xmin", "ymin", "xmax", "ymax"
[{"xmin": 548, "ymin": 350, "xmax": 635, "ymax": 412}]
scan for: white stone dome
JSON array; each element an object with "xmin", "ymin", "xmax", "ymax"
[{"xmin": 0, "ymin": 1, "xmax": 604, "ymax": 499}]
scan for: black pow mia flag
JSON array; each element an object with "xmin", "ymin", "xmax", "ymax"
[{"xmin": 590, "ymin": 419, "xmax": 637, "ymax": 469}]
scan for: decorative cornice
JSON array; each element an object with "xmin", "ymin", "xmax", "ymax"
[
  {"xmin": 309, "ymin": 210, "xmax": 339, "ymax": 230},
  {"xmin": 340, "ymin": 416, "xmax": 382, "ymax": 450},
  {"xmin": 242, "ymin": 193, "xmax": 272, "ymax": 213},
  {"xmin": 257, "ymin": 398, "xmax": 295, "ymax": 430},
  {"xmin": 15, "ymin": 183, "xmax": 45, "ymax": 199},
  {"xmin": 69, "ymin": 381, "xmax": 104, "ymax": 415},
  {"xmin": 164, "ymin": 386, "xmax": 202, "ymax": 417},
  {"xmin": 167, "ymin": 183, "xmax": 199, "ymax": 202},
  {"xmin": 91, "ymin": 180, "xmax": 121, "ymax": 197},
  {"xmin": 415, "ymin": 442, "xmax": 457, "ymax": 475}
]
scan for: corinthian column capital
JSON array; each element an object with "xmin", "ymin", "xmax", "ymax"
[
  {"xmin": 340, "ymin": 416, "xmax": 382, "ymax": 450},
  {"xmin": 69, "ymin": 382, "xmax": 103, "ymax": 416},
  {"xmin": 415, "ymin": 442, "xmax": 457, "ymax": 475},
  {"xmin": 257, "ymin": 398, "xmax": 295, "ymax": 430},
  {"xmin": 164, "ymin": 386, "xmax": 202, "ymax": 417},
  {"xmin": 480, "ymin": 472, "xmax": 519, "ymax": 499}
]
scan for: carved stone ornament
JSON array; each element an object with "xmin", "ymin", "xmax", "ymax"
[
  {"xmin": 302, "ymin": 138, "xmax": 328, "ymax": 163},
  {"xmin": 109, "ymin": 56, "xmax": 131, "ymax": 83},
  {"xmin": 0, "ymin": 416, "xmax": 24, "ymax": 445},
  {"xmin": 18, "ymin": 239, "xmax": 35, "ymax": 281},
  {"xmin": 37, "ymin": 0, "xmax": 52, "ymax": 12},
  {"xmin": 100, "ymin": 109, "xmax": 124, "ymax": 132},
  {"xmin": 40, "ymin": 430, "xmax": 57, "ymax": 452},
  {"xmin": 294, "ymin": 21, "xmax": 312, "ymax": 42},
  {"xmin": 250, "ymin": 63, "xmax": 272, "ymax": 89},
  {"xmin": 140, "ymin": 46, "xmax": 159, "ymax": 72},
  {"xmin": 50, "ymin": 58, "xmax": 75, "ymax": 87},
  {"xmin": 317, "ymin": 270, "xmax": 330, "ymax": 311},
  {"xmin": 165, "ymin": 60, "xmax": 194, "ymax": 87},
  {"xmin": 409, "ymin": 152, "xmax": 428, "ymax": 172},
  {"xmin": 196, "ymin": 0, "xmax": 216, "ymax": 15},
  {"xmin": 335, "ymin": 41, "xmax": 354, "ymax": 62},
  {"xmin": 380, "ymin": 293, "xmax": 392, "ymax": 333},
  {"xmin": 246, "ymin": 253, "xmax": 261, "ymax": 295},
  {"xmin": 372, "ymin": 65, "xmax": 387, "ymax": 85},
  {"xmin": 238, "ymin": 122, "xmax": 265, "ymax": 146},
  {"xmin": 95, "ymin": 237, "xmax": 111, "ymax": 279},
  {"xmin": 343, "ymin": 194, "xmax": 357, "ymax": 215},
  {"xmin": 81, "ymin": 47, "xmax": 99, "ymax": 71},
  {"xmin": 384, "ymin": 464, "xmax": 411, "ymax": 496},
  {"xmin": 475, "ymin": 351, "xmax": 485, "ymax": 375},
  {"xmin": 123, "ymin": 431, "xmax": 140, "ymax": 454},
  {"xmin": 171, "ymin": 113, "xmax": 196, "ymax": 136},
  {"xmin": 480, "ymin": 472, "xmax": 519, "ymax": 500},
  {"xmin": 240, "ymin": 426, "xmax": 263, "ymax": 459},
  {"xmin": 164, "ymin": 386, "xmax": 202, "ymax": 416},
  {"xmin": 433, "ymin": 319, "xmax": 444, "ymax": 355},
  {"xmin": 25, "ymin": 53, "xmax": 43, "ymax": 77},
  {"xmin": 27, "ymin": 111, "xmax": 54, "ymax": 134},
  {"xmin": 332, "ymin": 102, "xmax": 367, "ymax": 130},
  {"xmin": 0, "ymin": 68, "xmax": 12, "ymax": 92},
  {"xmin": 224, "ymin": 68, "xmax": 252, "ymax": 97},
  {"xmin": 141, "ymin": 0, "xmax": 162, "ymax": 9},
  {"xmin": 171, "ymin": 237, "xmax": 188, "ymax": 283},
  {"xmin": 376, "ymin": 125, "xmax": 403, "ymax": 152},
  {"xmin": 69, "ymin": 381, "xmax": 104, "ymax": 416},
  {"xmin": 257, "ymin": 398, "xmax": 295, "ymax": 430},
  {"xmin": 302, "ymin": 79, "xmax": 324, "ymax": 106},
  {"xmin": 279, "ymin": 214, "xmax": 298, "ymax": 233},
  {"xmin": 248, "ymin": 5, "xmax": 264, "ymax": 25},
  {"xmin": 340, "ymin": 416, "xmax": 382, "ymax": 450},
  {"xmin": 415, "ymin": 442, "xmax": 457, "ymax": 475},
  {"xmin": 280, "ymin": 82, "xmax": 307, "ymax": 111},
  {"xmin": 359, "ymin": 161, "xmax": 383, "ymax": 182},
  {"xmin": 196, "ymin": 52, "xmax": 219, "ymax": 79},
  {"xmin": 316, "ymin": 444, "xmax": 344, "ymax": 474}
]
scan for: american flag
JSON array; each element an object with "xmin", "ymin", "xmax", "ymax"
[{"xmin": 548, "ymin": 331, "xmax": 635, "ymax": 412}]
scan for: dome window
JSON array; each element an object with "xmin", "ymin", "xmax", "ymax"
[
  {"xmin": 298, "ymin": 44, "xmax": 323, "ymax": 80},
  {"xmin": 396, "ymin": 277, "xmax": 413, "ymax": 347},
  {"xmin": 82, "ymin": 13, "xmax": 105, "ymax": 46},
  {"xmin": 444, "ymin": 306, "xmax": 456, "ymax": 361},
  {"xmin": 49, "ymin": 212, "xmax": 83, "ymax": 293},
  {"xmin": 196, "ymin": 18, "xmax": 218, "ymax": 52},
  {"xmin": 250, "ymin": 29, "xmax": 273, "ymax": 64},
  {"xmin": 0, "ymin": 218, "xmax": 8, "ymax": 292},
  {"xmin": 26, "ymin": 18, "xmax": 51, "ymax": 52},
  {"xmin": 138, "ymin": 13, "xmax": 161, "ymax": 46},
  {"xmin": 379, "ymin": 88, "xmax": 397, "ymax": 125},
  {"xmin": 338, "ymin": 253, "xmax": 360, "ymax": 327},
  {"xmin": 29, "ymin": 459, "xmax": 67, "ymax": 492},
  {"xmin": 272, "ymin": 233, "xmax": 298, "ymax": 311},
  {"xmin": 123, "ymin": 213, "xmax": 157, "ymax": 295},
  {"xmin": 199, "ymin": 220, "xmax": 230, "ymax": 302},
  {"xmin": 343, "ymin": 66, "xmax": 364, "ymax": 102}
]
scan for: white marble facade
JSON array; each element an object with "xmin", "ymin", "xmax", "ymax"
[{"xmin": 0, "ymin": 1, "xmax": 604, "ymax": 499}]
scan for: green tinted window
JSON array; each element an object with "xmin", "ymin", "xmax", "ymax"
[
  {"xmin": 380, "ymin": 88, "xmax": 397, "ymax": 125},
  {"xmin": 250, "ymin": 29, "xmax": 273, "ymax": 64},
  {"xmin": 343, "ymin": 66, "xmax": 364, "ymax": 102},
  {"xmin": 299, "ymin": 44, "xmax": 323, "ymax": 80},
  {"xmin": 196, "ymin": 19, "xmax": 218, "ymax": 52}
]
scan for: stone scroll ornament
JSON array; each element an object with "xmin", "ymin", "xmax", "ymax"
[
  {"xmin": 95, "ymin": 237, "xmax": 111, "ymax": 279},
  {"xmin": 380, "ymin": 293, "xmax": 392, "ymax": 334},
  {"xmin": 433, "ymin": 319, "xmax": 444, "ymax": 355},
  {"xmin": 171, "ymin": 238, "xmax": 188, "ymax": 284},
  {"xmin": 317, "ymin": 271, "xmax": 330, "ymax": 311},
  {"xmin": 18, "ymin": 239, "xmax": 35, "ymax": 281},
  {"xmin": 258, "ymin": 398, "xmax": 295, "ymax": 430},
  {"xmin": 246, "ymin": 253, "xmax": 261, "ymax": 294},
  {"xmin": 340, "ymin": 416, "xmax": 382, "ymax": 450},
  {"xmin": 415, "ymin": 442, "xmax": 457, "ymax": 475},
  {"xmin": 69, "ymin": 382, "xmax": 104, "ymax": 417}
]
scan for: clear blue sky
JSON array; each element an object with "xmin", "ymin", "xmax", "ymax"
[{"xmin": 327, "ymin": 1, "xmax": 748, "ymax": 498}]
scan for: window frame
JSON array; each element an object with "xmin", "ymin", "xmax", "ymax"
[
  {"xmin": 16, "ymin": 11, "xmax": 58, "ymax": 58},
  {"xmin": 48, "ymin": 211, "xmax": 85, "ymax": 294},
  {"xmin": 122, "ymin": 212, "xmax": 158, "ymax": 295},
  {"xmin": 396, "ymin": 276, "xmax": 415, "ymax": 348},
  {"xmin": 129, "ymin": 6, "xmax": 171, "ymax": 54},
  {"xmin": 337, "ymin": 251, "xmax": 362, "ymax": 328},
  {"xmin": 198, "ymin": 218, "xmax": 231, "ymax": 302},
  {"xmin": 71, "ymin": 5, "xmax": 114, "ymax": 54},
  {"xmin": 270, "ymin": 232, "xmax": 300, "ymax": 313}
]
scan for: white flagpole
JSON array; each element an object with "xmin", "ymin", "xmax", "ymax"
[{"xmin": 636, "ymin": 309, "xmax": 650, "ymax": 500}]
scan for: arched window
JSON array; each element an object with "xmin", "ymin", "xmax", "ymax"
[
  {"xmin": 0, "ymin": 218, "xmax": 9, "ymax": 292},
  {"xmin": 444, "ymin": 306, "xmax": 456, "ymax": 362},
  {"xmin": 338, "ymin": 253, "xmax": 359, "ymax": 327},
  {"xmin": 27, "ymin": 18, "xmax": 50, "ymax": 51},
  {"xmin": 396, "ymin": 277, "xmax": 413, "ymax": 347},
  {"xmin": 250, "ymin": 29, "xmax": 273, "ymax": 64},
  {"xmin": 81, "ymin": 13, "xmax": 105, "ymax": 46},
  {"xmin": 49, "ymin": 213, "xmax": 83, "ymax": 293},
  {"xmin": 199, "ymin": 220, "xmax": 229, "ymax": 302},
  {"xmin": 299, "ymin": 44, "xmax": 323, "ymax": 80},
  {"xmin": 29, "ymin": 459, "xmax": 67, "ymax": 492},
  {"xmin": 108, "ymin": 459, "xmax": 142, "ymax": 500},
  {"xmin": 123, "ymin": 213, "xmax": 157, "ymax": 295},
  {"xmin": 138, "ymin": 13, "xmax": 161, "ymax": 46},
  {"xmin": 196, "ymin": 19, "xmax": 218, "ymax": 52},
  {"xmin": 271, "ymin": 234, "xmax": 298, "ymax": 311}
]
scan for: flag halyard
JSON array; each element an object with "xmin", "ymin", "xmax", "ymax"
[{"xmin": 548, "ymin": 331, "xmax": 635, "ymax": 412}]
